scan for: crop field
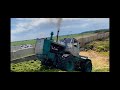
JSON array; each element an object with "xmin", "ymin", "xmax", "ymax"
[{"xmin": 11, "ymin": 38, "xmax": 109, "ymax": 72}]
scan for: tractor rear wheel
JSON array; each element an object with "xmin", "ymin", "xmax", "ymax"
[{"xmin": 81, "ymin": 59, "xmax": 92, "ymax": 72}]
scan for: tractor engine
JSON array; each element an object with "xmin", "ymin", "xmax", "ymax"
[{"xmin": 35, "ymin": 37, "xmax": 65, "ymax": 67}]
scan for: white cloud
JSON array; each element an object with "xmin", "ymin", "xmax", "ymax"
[
  {"xmin": 11, "ymin": 32, "xmax": 47, "ymax": 42},
  {"xmin": 83, "ymin": 18, "xmax": 109, "ymax": 23},
  {"xmin": 38, "ymin": 32, "xmax": 47, "ymax": 38},
  {"xmin": 80, "ymin": 23, "xmax": 89, "ymax": 27},
  {"xmin": 11, "ymin": 18, "xmax": 109, "ymax": 34},
  {"xmin": 11, "ymin": 18, "xmax": 109, "ymax": 41},
  {"xmin": 63, "ymin": 18, "xmax": 82, "ymax": 21},
  {"xmin": 62, "ymin": 23, "xmax": 89, "ymax": 29},
  {"xmin": 63, "ymin": 18, "xmax": 109, "ymax": 23},
  {"xmin": 16, "ymin": 18, "xmax": 25, "ymax": 20},
  {"xmin": 60, "ymin": 18, "xmax": 109, "ymax": 32},
  {"xmin": 16, "ymin": 18, "xmax": 35, "ymax": 21},
  {"xmin": 11, "ymin": 18, "xmax": 50, "ymax": 34},
  {"xmin": 11, "ymin": 29, "xmax": 25, "ymax": 34},
  {"xmin": 11, "ymin": 18, "xmax": 64, "ymax": 34}
]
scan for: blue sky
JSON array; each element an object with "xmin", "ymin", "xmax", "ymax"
[{"xmin": 11, "ymin": 18, "xmax": 109, "ymax": 42}]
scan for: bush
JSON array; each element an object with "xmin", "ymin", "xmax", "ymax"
[
  {"xmin": 83, "ymin": 38, "xmax": 109, "ymax": 52},
  {"xmin": 84, "ymin": 43, "xmax": 94, "ymax": 51},
  {"xmin": 96, "ymin": 46, "xmax": 105, "ymax": 52},
  {"xmin": 11, "ymin": 60, "xmax": 41, "ymax": 72}
]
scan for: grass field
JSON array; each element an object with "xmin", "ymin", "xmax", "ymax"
[{"xmin": 11, "ymin": 60, "xmax": 66, "ymax": 72}]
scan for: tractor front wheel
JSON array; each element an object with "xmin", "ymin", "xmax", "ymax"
[
  {"xmin": 64, "ymin": 60, "xmax": 74, "ymax": 71},
  {"xmin": 41, "ymin": 59, "xmax": 53, "ymax": 67},
  {"xmin": 81, "ymin": 59, "xmax": 92, "ymax": 72},
  {"xmin": 57, "ymin": 54, "xmax": 75, "ymax": 71}
]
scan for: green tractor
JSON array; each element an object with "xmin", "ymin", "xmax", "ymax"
[{"xmin": 35, "ymin": 32, "xmax": 92, "ymax": 72}]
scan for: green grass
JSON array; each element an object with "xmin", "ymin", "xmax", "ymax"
[
  {"xmin": 92, "ymin": 67, "xmax": 109, "ymax": 72},
  {"xmin": 11, "ymin": 60, "xmax": 82, "ymax": 72},
  {"xmin": 84, "ymin": 38, "xmax": 109, "ymax": 52},
  {"xmin": 11, "ymin": 58, "xmax": 109, "ymax": 72},
  {"xmin": 11, "ymin": 59, "xmax": 109, "ymax": 72},
  {"xmin": 99, "ymin": 51, "xmax": 109, "ymax": 57},
  {"xmin": 11, "ymin": 60, "xmax": 66, "ymax": 72},
  {"xmin": 11, "ymin": 39, "xmax": 36, "ymax": 46}
]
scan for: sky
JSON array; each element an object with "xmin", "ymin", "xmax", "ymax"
[{"xmin": 11, "ymin": 18, "xmax": 109, "ymax": 42}]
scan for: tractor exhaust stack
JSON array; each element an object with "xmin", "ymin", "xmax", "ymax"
[{"xmin": 56, "ymin": 18, "xmax": 62, "ymax": 43}]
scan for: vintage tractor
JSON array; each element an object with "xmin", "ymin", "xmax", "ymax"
[{"xmin": 35, "ymin": 32, "xmax": 92, "ymax": 72}]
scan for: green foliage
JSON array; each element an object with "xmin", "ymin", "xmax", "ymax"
[
  {"xmin": 11, "ymin": 60, "xmax": 65, "ymax": 72},
  {"xmin": 93, "ymin": 68, "xmax": 109, "ymax": 72},
  {"xmin": 94, "ymin": 29, "xmax": 109, "ymax": 33},
  {"xmin": 11, "ymin": 39, "xmax": 36, "ymax": 46},
  {"xmin": 84, "ymin": 38, "xmax": 109, "ymax": 52},
  {"xmin": 96, "ymin": 46, "xmax": 105, "ymax": 52},
  {"xmin": 11, "ymin": 60, "xmax": 80, "ymax": 72},
  {"xmin": 81, "ymin": 29, "xmax": 109, "ymax": 34},
  {"xmin": 99, "ymin": 52, "xmax": 109, "ymax": 57},
  {"xmin": 84, "ymin": 43, "xmax": 94, "ymax": 51},
  {"xmin": 11, "ymin": 59, "xmax": 109, "ymax": 72},
  {"xmin": 11, "ymin": 60, "xmax": 41, "ymax": 72}
]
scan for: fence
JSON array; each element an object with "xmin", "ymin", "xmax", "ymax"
[
  {"xmin": 11, "ymin": 47, "xmax": 35, "ymax": 61},
  {"xmin": 77, "ymin": 32, "xmax": 109, "ymax": 47},
  {"xmin": 11, "ymin": 32, "xmax": 109, "ymax": 63}
]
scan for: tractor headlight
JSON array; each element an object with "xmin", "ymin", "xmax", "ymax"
[{"xmin": 67, "ymin": 44, "xmax": 72, "ymax": 48}]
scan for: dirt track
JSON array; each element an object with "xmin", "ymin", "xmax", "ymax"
[{"xmin": 79, "ymin": 50, "xmax": 109, "ymax": 72}]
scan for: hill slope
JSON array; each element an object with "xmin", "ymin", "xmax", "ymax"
[{"xmin": 11, "ymin": 29, "xmax": 109, "ymax": 46}]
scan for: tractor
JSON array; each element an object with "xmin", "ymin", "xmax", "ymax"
[{"xmin": 35, "ymin": 31, "xmax": 92, "ymax": 72}]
